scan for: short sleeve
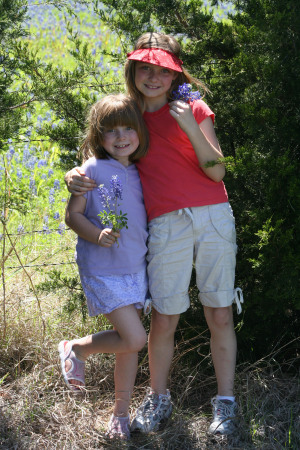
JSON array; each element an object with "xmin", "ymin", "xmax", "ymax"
[
  {"xmin": 191, "ymin": 99, "xmax": 215, "ymax": 125},
  {"xmin": 81, "ymin": 157, "xmax": 97, "ymax": 200}
]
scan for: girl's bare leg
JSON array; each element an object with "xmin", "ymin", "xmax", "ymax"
[
  {"xmin": 148, "ymin": 309, "xmax": 180, "ymax": 394},
  {"xmin": 65, "ymin": 305, "xmax": 147, "ymax": 392},
  {"xmin": 204, "ymin": 305, "xmax": 237, "ymax": 396}
]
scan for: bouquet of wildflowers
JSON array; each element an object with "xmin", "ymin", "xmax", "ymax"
[
  {"xmin": 97, "ymin": 175, "xmax": 128, "ymax": 243},
  {"xmin": 172, "ymin": 83, "xmax": 202, "ymax": 102}
]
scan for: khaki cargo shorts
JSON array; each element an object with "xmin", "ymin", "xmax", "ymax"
[{"xmin": 147, "ymin": 203, "xmax": 242, "ymax": 315}]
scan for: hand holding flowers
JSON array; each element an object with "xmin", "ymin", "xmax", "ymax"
[{"xmin": 169, "ymin": 84, "xmax": 203, "ymax": 134}]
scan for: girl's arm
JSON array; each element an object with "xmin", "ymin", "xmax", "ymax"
[
  {"xmin": 65, "ymin": 195, "xmax": 120, "ymax": 247},
  {"xmin": 64, "ymin": 167, "xmax": 97, "ymax": 196},
  {"xmin": 169, "ymin": 100, "xmax": 225, "ymax": 182}
]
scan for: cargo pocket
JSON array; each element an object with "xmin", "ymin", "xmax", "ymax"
[
  {"xmin": 147, "ymin": 215, "xmax": 170, "ymax": 256},
  {"xmin": 208, "ymin": 203, "xmax": 237, "ymax": 245}
]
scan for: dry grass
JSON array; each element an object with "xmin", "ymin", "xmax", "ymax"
[{"xmin": 0, "ymin": 264, "xmax": 299, "ymax": 449}]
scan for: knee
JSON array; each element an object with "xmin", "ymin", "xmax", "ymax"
[
  {"xmin": 210, "ymin": 307, "xmax": 233, "ymax": 329},
  {"xmin": 151, "ymin": 311, "xmax": 179, "ymax": 337},
  {"xmin": 126, "ymin": 329, "xmax": 147, "ymax": 352}
]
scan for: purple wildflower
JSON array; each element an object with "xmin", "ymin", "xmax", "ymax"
[
  {"xmin": 110, "ymin": 175, "xmax": 123, "ymax": 200},
  {"xmin": 17, "ymin": 224, "xmax": 25, "ymax": 234},
  {"xmin": 97, "ymin": 185, "xmax": 111, "ymax": 208},
  {"xmin": 97, "ymin": 175, "xmax": 128, "ymax": 238},
  {"xmin": 29, "ymin": 178, "xmax": 37, "ymax": 195},
  {"xmin": 37, "ymin": 159, "xmax": 47, "ymax": 168},
  {"xmin": 43, "ymin": 224, "xmax": 50, "ymax": 234},
  {"xmin": 172, "ymin": 83, "xmax": 202, "ymax": 102},
  {"xmin": 57, "ymin": 222, "xmax": 65, "ymax": 235},
  {"xmin": 53, "ymin": 212, "xmax": 60, "ymax": 220},
  {"xmin": 54, "ymin": 179, "xmax": 60, "ymax": 190}
]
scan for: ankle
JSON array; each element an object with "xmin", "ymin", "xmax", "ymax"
[
  {"xmin": 112, "ymin": 411, "xmax": 130, "ymax": 419},
  {"xmin": 72, "ymin": 343, "xmax": 88, "ymax": 361}
]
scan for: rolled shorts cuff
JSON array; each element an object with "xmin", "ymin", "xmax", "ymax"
[
  {"xmin": 199, "ymin": 290, "xmax": 236, "ymax": 309},
  {"xmin": 199, "ymin": 287, "xmax": 244, "ymax": 314},
  {"xmin": 152, "ymin": 293, "xmax": 190, "ymax": 315}
]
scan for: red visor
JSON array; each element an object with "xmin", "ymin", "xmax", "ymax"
[{"xmin": 127, "ymin": 48, "xmax": 183, "ymax": 72}]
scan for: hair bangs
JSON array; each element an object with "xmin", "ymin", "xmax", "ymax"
[{"xmin": 101, "ymin": 102, "xmax": 138, "ymax": 131}]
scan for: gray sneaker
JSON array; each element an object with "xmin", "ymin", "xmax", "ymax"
[
  {"xmin": 208, "ymin": 397, "xmax": 237, "ymax": 435},
  {"xmin": 131, "ymin": 389, "xmax": 173, "ymax": 433}
]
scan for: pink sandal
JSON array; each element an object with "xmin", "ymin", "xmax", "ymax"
[{"xmin": 58, "ymin": 340, "xmax": 85, "ymax": 392}]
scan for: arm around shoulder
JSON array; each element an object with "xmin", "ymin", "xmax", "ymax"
[{"xmin": 64, "ymin": 166, "xmax": 97, "ymax": 196}]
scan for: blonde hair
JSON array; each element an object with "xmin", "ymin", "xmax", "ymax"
[
  {"xmin": 81, "ymin": 94, "xmax": 149, "ymax": 162},
  {"xmin": 125, "ymin": 32, "xmax": 208, "ymax": 111}
]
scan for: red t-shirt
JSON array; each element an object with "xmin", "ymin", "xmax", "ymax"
[{"xmin": 136, "ymin": 100, "xmax": 228, "ymax": 222}]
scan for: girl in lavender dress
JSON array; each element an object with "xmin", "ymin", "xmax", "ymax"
[{"xmin": 58, "ymin": 93, "xmax": 150, "ymax": 440}]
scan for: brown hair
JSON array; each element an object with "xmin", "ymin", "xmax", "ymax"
[
  {"xmin": 125, "ymin": 32, "xmax": 208, "ymax": 111},
  {"xmin": 81, "ymin": 94, "xmax": 149, "ymax": 162}
]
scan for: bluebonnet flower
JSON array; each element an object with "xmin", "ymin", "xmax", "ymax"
[
  {"xmin": 17, "ymin": 224, "xmax": 25, "ymax": 233},
  {"xmin": 57, "ymin": 222, "xmax": 65, "ymax": 235},
  {"xmin": 98, "ymin": 185, "xmax": 111, "ymax": 208},
  {"xmin": 53, "ymin": 212, "xmax": 60, "ymax": 220},
  {"xmin": 23, "ymin": 148, "xmax": 30, "ymax": 163},
  {"xmin": 48, "ymin": 169, "xmax": 54, "ymax": 177},
  {"xmin": 38, "ymin": 159, "xmax": 47, "ymax": 167},
  {"xmin": 49, "ymin": 191, "xmax": 55, "ymax": 205},
  {"xmin": 44, "ymin": 215, "xmax": 49, "ymax": 224},
  {"xmin": 7, "ymin": 138, "xmax": 13, "ymax": 143},
  {"xmin": 110, "ymin": 175, "xmax": 123, "ymax": 200},
  {"xmin": 29, "ymin": 178, "xmax": 37, "ymax": 195},
  {"xmin": 53, "ymin": 179, "xmax": 60, "ymax": 190},
  {"xmin": 61, "ymin": 198, "xmax": 67, "ymax": 202},
  {"xmin": 41, "ymin": 174, "xmax": 47, "ymax": 180},
  {"xmin": 172, "ymin": 83, "xmax": 202, "ymax": 102},
  {"xmin": 6, "ymin": 152, "xmax": 13, "ymax": 162},
  {"xmin": 43, "ymin": 224, "xmax": 50, "ymax": 234},
  {"xmin": 0, "ymin": 234, "xmax": 3, "ymax": 242},
  {"xmin": 97, "ymin": 176, "xmax": 128, "ymax": 241},
  {"xmin": 17, "ymin": 169, "xmax": 22, "ymax": 179},
  {"xmin": 26, "ymin": 157, "xmax": 37, "ymax": 170}
]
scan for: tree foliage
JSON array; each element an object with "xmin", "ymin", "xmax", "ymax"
[{"xmin": 0, "ymin": 0, "xmax": 29, "ymax": 147}]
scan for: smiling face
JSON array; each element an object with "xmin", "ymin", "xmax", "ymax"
[
  {"xmin": 134, "ymin": 62, "xmax": 178, "ymax": 110},
  {"xmin": 102, "ymin": 126, "xmax": 140, "ymax": 166}
]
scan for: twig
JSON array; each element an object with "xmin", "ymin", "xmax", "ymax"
[{"xmin": 6, "ymin": 97, "xmax": 36, "ymax": 110}]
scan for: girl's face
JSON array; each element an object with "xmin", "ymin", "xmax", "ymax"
[
  {"xmin": 135, "ymin": 62, "xmax": 177, "ymax": 109},
  {"xmin": 102, "ymin": 126, "xmax": 139, "ymax": 166}
]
